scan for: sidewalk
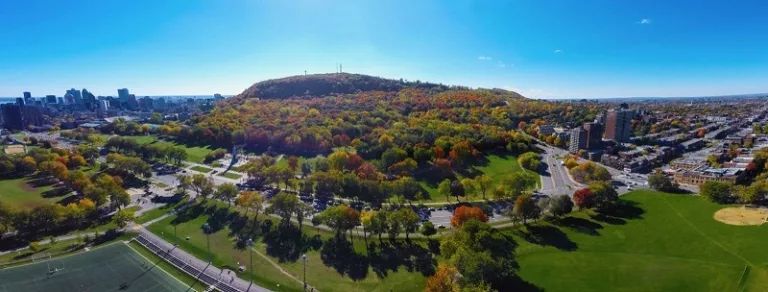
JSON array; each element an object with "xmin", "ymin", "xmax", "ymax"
[{"xmin": 136, "ymin": 229, "xmax": 271, "ymax": 292}]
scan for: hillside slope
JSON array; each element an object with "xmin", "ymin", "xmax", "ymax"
[{"xmin": 236, "ymin": 73, "xmax": 526, "ymax": 100}]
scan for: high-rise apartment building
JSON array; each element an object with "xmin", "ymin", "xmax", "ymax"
[
  {"xmin": 583, "ymin": 122, "xmax": 603, "ymax": 150},
  {"xmin": 569, "ymin": 127, "xmax": 587, "ymax": 153},
  {"xmin": 605, "ymin": 109, "xmax": 635, "ymax": 143}
]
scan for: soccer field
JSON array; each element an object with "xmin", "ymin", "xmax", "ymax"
[{"xmin": 0, "ymin": 242, "xmax": 191, "ymax": 292}]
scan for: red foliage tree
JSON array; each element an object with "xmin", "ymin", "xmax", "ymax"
[
  {"xmin": 346, "ymin": 153, "xmax": 364, "ymax": 171},
  {"xmin": 287, "ymin": 156, "xmax": 299, "ymax": 172},
  {"xmin": 573, "ymin": 188, "xmax": 595, "ymax": 209},
  {"xmin": 433, "ymin": 147, "xmax": 445, "ymax": 159},
  {"xmin": 434, "ymin": 158, "xmax": 452, "ymax": 177},
  {"xmin": 356, "ymin": 163, "xmax": 379, "ymax": 180},
  {"xmin": 450, "ymin": 206, "xmax": 489, "ymax": 228}
]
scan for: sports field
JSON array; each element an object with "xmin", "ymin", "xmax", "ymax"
[
  {"xmin": 0, "ymin": 242, "xmax": 190, "ymax": 292},
  {"xmin": 514, "ymin": 190, "xmax": 768, "ymax": 292}
]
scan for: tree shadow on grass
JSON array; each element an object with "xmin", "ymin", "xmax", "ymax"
[
  {"xmin": 170, "ymin": 201, "xmax": 207, "ymax": 225},
  {"xmin": 41, "ymin": 187, "xmax": 71, "ymax": 198},
  {"xmin": 498, "ymin": 275, "xmax": 545, "ymax": 292},
  {"xmin": 515, "ymin": 225, "xmax": 577, "ymax": 251},
  {"xmin": 366, "ymin": 240, "xmax": 437, "ymax": 279},
  {"xmin": 26, "ymin": 176, "xmax": 56, "ymax": 188},
  {"xmin": 554, "ymin": 217, "xmax": 603, "ymax": 236},
  {"xmin": 590, "ymin": 200, "xmax": 645, "ymax": 225},
  {"xmin": 262, "ymin": 223, "xmax": 320, "ymax": 263}
]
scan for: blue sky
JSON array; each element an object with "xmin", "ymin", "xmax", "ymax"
[{"xmin": 1, "ymin": 0, "xmax": 767, "ymax": 99}]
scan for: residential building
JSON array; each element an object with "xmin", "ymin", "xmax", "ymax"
[
  {"xmin": 583, "ymin": 122, "xmax": 603, "ymax": 149},
  {"xmin": 1, "ymin": 104, "xmax": 23, "ymax": 130},
  {"xmin": 674, "ymin": 166, "xmax": 745, "ymax": 186},
  {"xmin": 605, "ymin": 109, "xmax": 634, "ymax": 142},
  {"xmin": 537, "ymin": 125, "xmax": 555, "ymax": 136},
  {"xmin": 46, "ymin": 95, "xmax": 57, "ymax": 104},
  {"xmin": 569, "ymin": 127, "xmax": 587, "ymax": 153}
]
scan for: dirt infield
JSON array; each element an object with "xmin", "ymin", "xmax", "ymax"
[{"xmin": 714, "ymin": 206, "xmax": 768, "ymax": 226}]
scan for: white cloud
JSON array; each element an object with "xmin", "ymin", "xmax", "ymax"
[
  {"xmin": 554, "ymin": 49, "xmax": 563, "ymax": 53},
  {"xmin": 497, "ymin": 61, "xmax": 508, "ymax": 68},
  {"xmin": 477, "ymin": 56, "xmax": 492, "ymax": 61},
  {"xmin": 637, "ymin": 18, "xmax": 651, "ymax": 24}
]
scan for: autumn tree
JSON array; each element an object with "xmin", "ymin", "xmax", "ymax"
[
  {"xmin": 287, "ymin": 156, "xmax": 299, "ymax": 172},
  {"xmin": 236, "ymin": 191, "xmax": 264, "ymax": 219},
  {"xmin": 573, "ymin": 188, "xmax": 595, "ymax": 209},
  {"xmin": 450, "ymin": 206, "xmax": 489, "ymax": 227},
  {"xmin": 425, "ymin": 263, "xmax": 461, "ymax": 292},
  {"xmin": 513, "ymin": 193, "xmax": 540, "ymax": 224}
]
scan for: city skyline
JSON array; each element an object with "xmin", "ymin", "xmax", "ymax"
[{"xmin": 2, "ymin": 0, "xmax": 768, "ymax": 98}]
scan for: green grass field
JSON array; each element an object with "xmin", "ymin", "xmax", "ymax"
[
  {"xmin": 513, "ymin": 190, "xmax": 768, "ymax": 292},
  {"xmin": 0, "ymin": 164, "xmax": 101, "ymax": 210},
  {"xmin": 217, "ymin": 172, "xmax": 242, "ymax": 180},
  {"xmin": 417, "ymin": 153, "xmax": 539, "ymax": 203},
  {"xmin": 190, "ymin": 165, "xmax": 212, "ymax": 173},
  {"xmin": 0, "ymin": 242, "xmax": 189, "ymax": 292},
  {"xmin": 0, "ymin": 176, "xmax": 62, "ymax": 209},
  {"xmin": 147, "ymin": 200, "xmax": 427, "ymax": 292}
]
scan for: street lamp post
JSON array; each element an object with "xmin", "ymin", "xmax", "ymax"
[
  {"xmin": 202, "ymin": 223, "xmax": 212, "ymax": 262},
  {"xmin": 302, "ymin": 254, "xmax": 307, "ymax": 292},
  {"xmin": 246, "ymin": 239, "xmax": 255, "ymax": 286}
]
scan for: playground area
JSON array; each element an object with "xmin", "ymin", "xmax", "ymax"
[
  {"xmin": 714, "ymin": 206, "xmax": 768, "ymax": 226},
  {"xmin": 0, "ymin": 242, "xmax": 189, "ymax": 292}
]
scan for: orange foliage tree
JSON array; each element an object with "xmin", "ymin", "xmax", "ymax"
[
  {"xmin": 450, "ymin": 206, "xmax": 489, "ymax": 228},
  {"xmin": 425, "ymin": 263, "xmax": 460, "ymax": 292}
]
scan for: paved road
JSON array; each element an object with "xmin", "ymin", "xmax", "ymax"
[{"xmin": 537, "ymin": 145, "xmax": 582, "ymax": 197}]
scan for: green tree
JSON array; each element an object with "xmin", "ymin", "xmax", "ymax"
[
  {"xmin": 549, "ymin": 194, "xmax": 574, "ymax": 218},
  {"xmin": 266, "ymin": 192, "xmax": 300, "ymax": 223},
  {"xmin": 214, "ymin": 183, "xmax": 239, "ymax": 207},
  {"xmin": 449, "ymin": 180, "xmax": 466, "ymax": 202},
  {"xmin": 191, "ymin": 174, "xmax": 215, "ymax": 200},
  {"xmin": 438, "ymin": 179, "xmax": 452, "ymax": 202},
  {"xmin": 461, "ymin": 178, "xmax": 478, "ymax": 201},
  {"xmin": 476, "ymin": 175, "xmax": 493, "ymax": 200},
  {"xmin": 112, "ymin": 209, "xmax": 135, "ymax": 229},
  {"xmin": 517, "ymin": 152, "xmax": 541, "ymax": 171},
  {"xmin": 421, "ymin": 221, "xmax": 437, "ymax": 238},
  {"xmin": 700, "ymin": 181, "xmax": 733, "ymax": 204},
  {"xmin": 648, "ymin": 172, "xmax": 676, "ymax": 192}
]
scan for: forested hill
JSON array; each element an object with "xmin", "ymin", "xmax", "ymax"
[{"xmin": 236, "ymin": 73, "xmax": 527, "ymax": 100}]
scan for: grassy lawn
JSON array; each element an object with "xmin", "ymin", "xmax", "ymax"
[
  {"xmin": 218, "ymin": 172, "xmax": 242, "ymax": 180},
  {"xmin": 151, "ymin": 141, "xmax": 221, "ymax": 164},
  {"xmin": 275, "ymin": 154, "xmax": 323, "ymax": 174},
  {"xmin": 190, "ymin": 165, "xmax": 212, "ymax": 173},
  {"xmin": 511, "ymin": 190, "xmax": 768, "ymax": 292},
  {"xmin": 0, "ymin": 176, "xmax": 66, "ymax": 209},
  {"xmin": 147, "ymin": 200, "xmax": 429, "ymax": 292},
  {"xmin": 417, "ymin": 153, "xmax": 539, "ymax": 203}
]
